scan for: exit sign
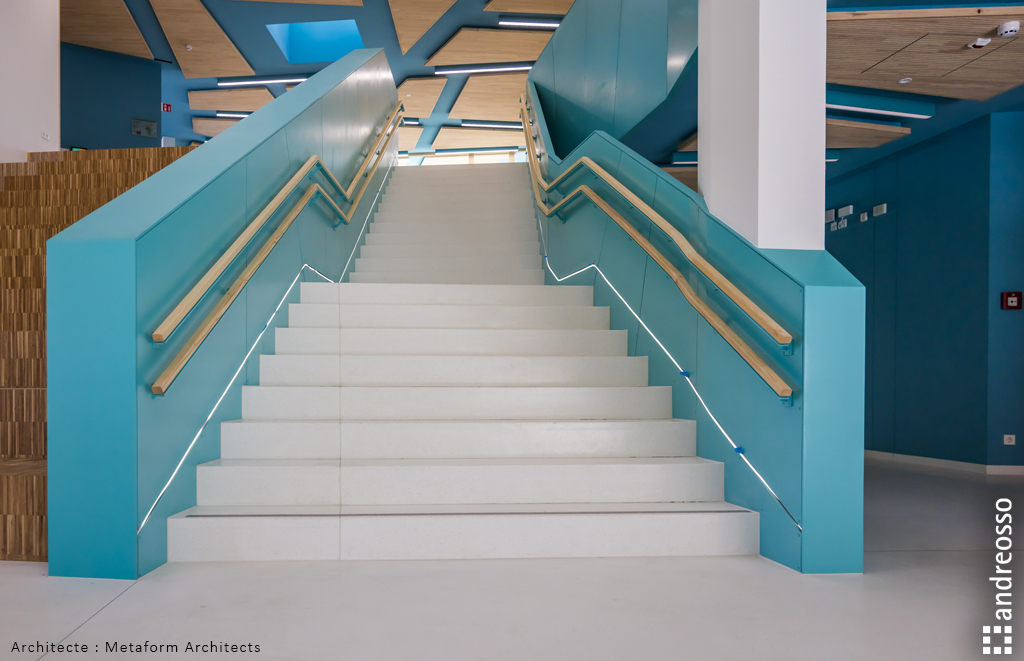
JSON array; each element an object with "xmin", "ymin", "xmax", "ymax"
[{"xmin": 161, "ymin": 103, "xmax": 172, "ymax": 113}]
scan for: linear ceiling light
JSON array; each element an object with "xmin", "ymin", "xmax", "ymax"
[
  {"xmin": 216, "ymin": 112, "xmax": 250, "ymax": 118},
  {"xmin": 459, "ymin": 122, "xmax": 523, "ymax": 130},
  {"xmin": 217, "ymin": 77, "xmax": 307, "ymax": 87},
  {"xmin": 498, "ymin": 20, "xmax": 560, "ymax": 29},
  {"xmin": 434, "ymin": 65, "xmax": 532, "ymax": 75},
  {"xmin": 403, "ymin": 119, "xmax": 420, "ymax": 125},
  {"xmin": 825, "ymin": 103, "xmax": 931, "ymax": 120},
  {"xmin": 433, "ymin": 147, "xmax": 524, "ymax": 156}
]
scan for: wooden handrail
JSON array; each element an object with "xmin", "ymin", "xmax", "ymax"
[
  {"xmin": 520, "ymin": 101, "xmax": 793, "ymax": 398},
  {"xmin": 152, "ymin": 102, "xmax": 403, "ymax": 343},
  {"xmin": 151, "ymin": 118, "xmax": 399, "ymax": 395},
  {"xmin": 520, "ymin": 99, "xmax": 792, "ymax": 347}
]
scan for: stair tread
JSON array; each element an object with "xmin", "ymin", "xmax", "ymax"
[
  {"xmin": 175, "ymin": 501, "xmax": 752, "ymax": 517},
  {"xmin": 202, "ymin": 456, "xmax": 711, "ymax": 467}
]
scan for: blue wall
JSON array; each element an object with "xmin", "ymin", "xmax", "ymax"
[
  {"xmin": 49, "ymin": 49, "xmax": 398, "ymax": 579},
  {"xmin": 61, "ymin": 43, "xmax": 162, "ymax": 150},
  {"xmin": 826, "ymin": 114, "xmax": 1022, "ymax": 466}
]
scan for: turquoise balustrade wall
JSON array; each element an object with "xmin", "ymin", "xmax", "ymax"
[
  {"xmin": 526, "ymin": 68, "xmax": 865, "ymax": 572},
  {"xmin": 48, "ymin": 49, "xmax": 398, "ymax": 579}
]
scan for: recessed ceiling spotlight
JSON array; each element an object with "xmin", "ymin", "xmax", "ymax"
[
  {"xmin": 898, "ymin": 77, "xmax": 913, "ymax": 84},
  {"xmin": 968, "ymin": 37, "xmax": 992, "ymax": 49},
  {"xmin": 185, "ymin": 45, "xmax": 193, "ymax": 51}
]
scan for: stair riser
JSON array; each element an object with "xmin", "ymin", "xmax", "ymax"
[
  {"xmin": 367, "ymin": 222, "xmax": 536, "ymax": 236},
  {"xmin": 364, "ymin": 233, "xmax": 538, "ymax": 246},
  {"xmin": 353, "ymin": 255, "xmax": 542, "ymax": 272},
  {"xmin": 274, "ymin": 328, "xmax": 628, "ymax": 357},
  {"xmin": 287, "ymin": 303, "xmax": 609, "ymax": 330},
  {"xmin": 299, "ymin": 282, "xmax": 590, "ymax": 306},
  {"xmin": 357, "ymin": 243, "xmax": 540, "ymax": 258},
  {"xmin": 168, "ymin": 510, "xmax": 759, "ymax": 562},
  {"xmin": 241, "ymin": 386, "xmax": 674, "ymax": 420},
  {"xmin": 259, "ymin": 355, "xmax": 648, "ymax": 387},
  {"xmin": 378, "ymin": 194, "xmax": 532, "ymax": 209},
  {"xmin": 348, "ymin": 270, "xmax": 545, "ymax": 285},
  {"xmin": 196, "ymin": 460, "xmax": 722, "ymax": 506},
  {"xmin": 220, "ymin": 419, "xmax": 696, "ymax": 460}
]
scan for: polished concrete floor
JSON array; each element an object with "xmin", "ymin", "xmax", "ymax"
[{"xmin": 2, "ymin": 457, "xmax": 1020, "ymax": 660}]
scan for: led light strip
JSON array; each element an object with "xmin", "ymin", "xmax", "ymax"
[
  {"xmin": 535, "ymin": 215, "xmax": 802, "ymax": 531},
  {"xmin": 498, "ymin": 20, "xmax": 560, "ymax": 28},
  {"xmin": 825, "ymin": 103, "xmax": 930, "ymax": 120},
  {"xmin": 434, "ymin": 65, "xmax": 532, "ymax": 75},
  {"xmin": 138, "ymin": 156, "xmax": 395, "ymax": 535},
  {"xmin": 460, "ymin": 122, "xmax": 523, "ymax": 130},
  {"xmin": 216, "ymin": 112, "xmax": 249, "ymax": 119},
  {"xmin": 217, "ymin": 77, "xmax": 307, "ymax": 87}
]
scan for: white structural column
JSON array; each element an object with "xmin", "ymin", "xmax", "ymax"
[
  {"xmin": 698, "ymin": 0, "xmax": 826, "ymax": 250},
  {"xmin": 0, "ymin": 0, "xmax": 60, "ymax": 163}
]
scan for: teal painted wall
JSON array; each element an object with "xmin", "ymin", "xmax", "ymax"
[
  {"xmin": 529, "ymin": 0, "xmax": 697, "ymax": 159},
  {"xmin": 826, "ymin": 115, "xmax": 1022, "ymax": 466},
  {"xmin": 48, "ymin": 49, "xmax": 398, "ymax": 579},
  {"xmin": 60, "ymin": 42, "xmax": 161, "ymax": 150}
]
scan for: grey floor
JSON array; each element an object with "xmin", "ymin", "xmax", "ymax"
[{"xmin": 2, "ymin": 457, "xmax": 1019, "ymax": 660}]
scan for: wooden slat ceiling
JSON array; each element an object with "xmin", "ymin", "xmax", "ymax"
[
  {"xmin": 399, "ymin": 126, "xmax": 424, "ymax": 152},
  {"xmin": 150, "ymin": 0, "xmax": 254, "ymax": 79},
  {"xmin": 483, "ymin": 0, "xmax": 575, "ymax": 13},
  {"xmin": 234, "ymin": 0, "xmax": 361, "ymax": 4},
  {"xmin": 450, "ymin": 73, "xmax": 528, "ymax": 121},
  {"xmin": 60, "ymin": 0, "xmax": 153, "ymax": 60},
  {"xmin": 677, "ymin": 133, "xmax": 698, "ymax": 152},
  {"xmin": 193, "ymin": 117, "xmax": 239, "ymax": 137},
  {"xmin": 432, "ymin": 127, "xmax": 526, "ymax": 150},
  {"xmin": 188, "ymin": 88, "xmax": 274, "ymax": 112},
  {"xmin": 826, "ymin": 118, "xmax": 911, "ymax": 148},
  {"xmin": 662, "ymin": 166, "xmax": 698, "ymax": 193},
  {"xmin": 827, "ymin": 7, "xmax": 1024, "ymax": 101},
  {"xmin": 397, "ymin": 78, "xmax": 448, "ymax": 117},
  {"xmin": 388, "ymin": 0, "xmax": 458, "ymax": 55},
  {"xmin": 426, "ymin": 29, "xmax": 553, "ymax": 66}
]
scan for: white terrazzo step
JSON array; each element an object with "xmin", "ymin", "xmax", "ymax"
[
  {"xmin": 240, "ymin": 385, "xmax": 673, "ymax": 420},
  {"xmin": 274, "ymin": 327, "xmax": 627, "ymax": 356},
  {"xmin": 220, "ymin": 419, "xmax": 695, "ymax": 460},
  {"xmin": 353, "ymin": 255, "xmax": 542, "ymax": 273},
  {"xmin": 300, "ymin": 282, "xmax": 589, "ymax": 306},
  {"xmin": 168, "ymin": 502, "xmax": 758, "ymax": 562},
  {"xmin": 287, "ymin": 303, "xmax": 608, "ymax": 330},
  {"xmin": 348, "ymin": 270, "xmax": 545, "ymax": 285},
  {"xmin": 357, "ymin": 242, "xmax": 540, "ymax": 258},
  {"xmin": 259, "ymin": 355, "xmax": 648, "ymax": 387},
  {"xmin": 195, "ymin": 457, "xmax": 723, "ymax": 507}
]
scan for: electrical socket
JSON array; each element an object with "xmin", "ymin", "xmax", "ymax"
[
  {"xmin": 40, "ymin": 132, "xmax": 49, "ymax": 141},
  {"xmin": 1005, "ymin": 435, "xmax": 1016, "ymax": 446}
]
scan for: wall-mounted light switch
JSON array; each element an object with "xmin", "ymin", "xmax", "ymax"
[
  {"xmin": 860, "ymin": 212, "xmax": 868, "ymax": 222},
  {"xmin": 1006, "ymin": 435, "xmax": 1016, "ymax": 446},
  {"xmin": 825, "ymin": 209, "xmax": 836, "ymax": 222},
  {"xmin": 838, "ymin": 205, "xmax": 854, "ymax": 218},
  {"xmin": 873, "ymin": 203, "xmax": 887, "ymax": 216}
]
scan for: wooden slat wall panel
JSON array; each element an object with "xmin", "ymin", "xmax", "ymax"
[
  {"xmin": 149, "ymin": 0, "xmax": 254, "ymax": 79},
  {"xmin": 61, "ymin": 0, "xmax": 154, "ymax": 60},
  {"xmin": 827, "ymin": 10, "xmax": 1024, "ymax": 100},
  {"xmin": 426, "ymin": 29, "xmax": 553, "ymax": 66},
  {"xmin": 0, "ymin": 147, "xmax": 195, "ymax": 562},
  {"xmin": 450, "ymin": 73, "xmax": 528, "ymax": 121},
  {"xmin": 432, "ymin": 127, "xmax": 527, "ymax": 149},
  {"xmin": 189, "ymin": 88, "xmax": 274, "ymax": 112},
  {"xmin": 388, "ymin": 0, "xmax": 458, "ymax": 55},
  {"xmin": 396, "ymin": 78, "xmax": 448, "ymax": 118},
  {"xmin": 483, "ymin": 0, "xmax": 574, "ymax": 13}
]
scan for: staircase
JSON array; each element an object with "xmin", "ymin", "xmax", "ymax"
[{"xmin": 168, "ymin": 163, "xmax": 758, "ymax": 562}]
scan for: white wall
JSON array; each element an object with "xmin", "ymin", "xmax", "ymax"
[
  {"xmin": 698, "ymin": 0, "xmax": 826, "ymax": 251},
  {"xmin": 0, "ymin": 0, "xmax": 60, "ymax": 163}
]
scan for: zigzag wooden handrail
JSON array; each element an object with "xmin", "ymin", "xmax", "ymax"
[
  {"xmin": 152, "ymin": 102, "xmax": 403, "ymax": 344},
  {"xmin": 519, "ymin": 100, "xmax": 792, "ymax": 348},
  {"xmin": 520, "ymin": 101, "xmax": 793, "ymax": 398},
  {"xmin": 151, "ymin": 117, "xmax": 400, "ymax": 395}
]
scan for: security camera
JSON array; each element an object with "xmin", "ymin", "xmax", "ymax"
[{"xmin": 997, "ymin": 21, "xmax": 1020, "ymax": 37}]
